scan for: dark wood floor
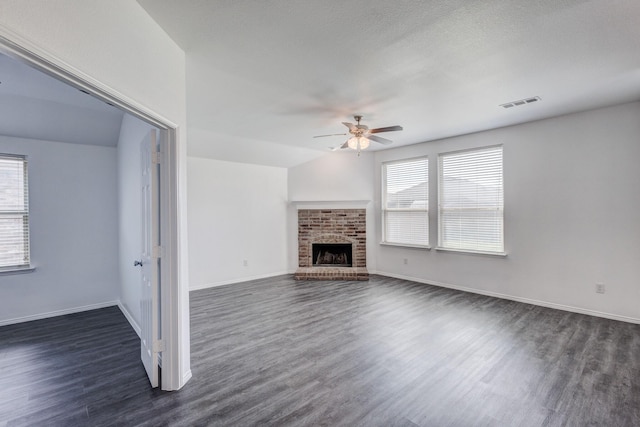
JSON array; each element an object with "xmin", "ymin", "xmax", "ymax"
[{"xmin": 1, "ymin": 275, "xmax": 639, "ymax": 426}]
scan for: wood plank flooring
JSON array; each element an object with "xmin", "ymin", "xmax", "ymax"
[{"xmin": 1, "ymin": 275, "xmax": 639, "ymax": 426}]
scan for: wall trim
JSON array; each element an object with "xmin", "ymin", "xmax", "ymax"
[
  {"xmin": 0, "ymin": 25, "xmax": 177, "ymax": 129},
  {"xmin": 182, "ymin": 369, "xmax": 193, "ymax": 385},
  {"xmin": 190, "ymin": 271, "xmax": 291, "ymax": 291},
  {"xmin": 0, "ymin": 301, "xmax": 119, "ymax": 327},
  {"xmin": 117, "ymin": 301, "xmax": 141, "ymax": 338},
  {"xmin": 374, "ymin": 271, "xmax": 640, "ymax": 325}
]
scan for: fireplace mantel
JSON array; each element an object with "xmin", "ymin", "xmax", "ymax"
[{"xmin": 290, "ymin": 200, "xmax": 371, "ymax": 210}]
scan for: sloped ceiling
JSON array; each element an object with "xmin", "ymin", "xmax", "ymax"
[
  {"xmin": 0, "ymin": 53, "xmax": 124, "ymax": 147},
  {"xmin": 138, "ymin": 0, "xmax": 640, "ymax": 167}
]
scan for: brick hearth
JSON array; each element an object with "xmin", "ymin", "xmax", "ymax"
[{"xmin": 295, "ymin": 209, "xmax": 369, "ymax": 280}]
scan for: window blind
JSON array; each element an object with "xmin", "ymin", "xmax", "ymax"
[
  {"xmin": 382, "ymin": 157, "xmax": 428, "ymax": 246},
  {"xmin": 0, "ymin": 154, "xmax": 30, "ymax": 270},
  {"xmin": 438, "ymin": 146, "xmax": 503, "ymax": 253}
]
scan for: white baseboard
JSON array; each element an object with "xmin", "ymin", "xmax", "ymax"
[
  {"xmin": 375, "ymin": 271, "xmax": 640, "ymax": 325},
  {"xmin": 190, "ymin": 271, "xmax": 291, "ymax": 291},
  {"xmin": 0, "ymin": 300, "xmax": 119, "ymax": 327},
  {"xmin": 182, "ymin": 369, "xmax": 193, "ymax": 387},
  {"xmin": 117, "ymin": 301, "xmax": 141, "ymax": 338}
]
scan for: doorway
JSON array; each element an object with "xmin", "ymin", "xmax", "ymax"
[{"xmin": 0, "ymin": 38, "xmax": 188, "ymax": 390}]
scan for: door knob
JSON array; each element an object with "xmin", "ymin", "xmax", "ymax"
[{"xmin": 134, "ymin": 260, "xmax": 143, "ymax": 267}]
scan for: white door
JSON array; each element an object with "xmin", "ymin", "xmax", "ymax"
[{"xmin": 140, "ymin": 129, "xmax": 160, "ymax": 388}]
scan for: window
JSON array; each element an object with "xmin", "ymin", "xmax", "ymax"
[
  {"xmin": 438, "ymin": 146, "xmax": 504, "ymax": 254},
  {"xmin": 0, "ymin": 154, "xmax": 30, "ymax": 270},
  {"xmin": 382, "ymin": 157, "xmax": 429, "ymax": 247}
]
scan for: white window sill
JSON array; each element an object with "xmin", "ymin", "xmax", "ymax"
[
  {"xmin": 435, "ymin": 247, "xmax": 507, "ymax": 257},
  {"xmin": 0, "ymin": 266, "xmax": 36, "ymax": 276},
  {"xmin": 380, "ymin": 242, "xmax": 431, "ymax": 250}
]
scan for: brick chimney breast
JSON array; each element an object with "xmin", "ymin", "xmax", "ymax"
[{"xmin": 295, "ymin": 209, "xmax": 368, "ymax": 280}]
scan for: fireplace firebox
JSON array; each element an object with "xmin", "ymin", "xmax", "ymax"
[{"xmin": 312, "ymin": 243, "xmax": 352, "ymax": 267}]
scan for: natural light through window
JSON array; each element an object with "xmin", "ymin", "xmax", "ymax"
[
  {"xmin": 438, "ymin": 146, "xmax": 504, "ymax": 254},
  {"xmin": 382, "ymin": 157, "xmax": 429, "ymax": 247},
  {"xmin": 0, "ymin": 154, "xmax": 30, "ymax": 271}
]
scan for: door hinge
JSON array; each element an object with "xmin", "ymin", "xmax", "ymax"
[
  {"xmin": 153, "ymin": 340, "xmax": 165, "ymax": 353},
  {"xmin": 152, "ymin": 150, "xmax": 162, "ymax": 164},
  {"xmin": 152, "ymin": 246, "xmax": 163, "ymax": 258}
]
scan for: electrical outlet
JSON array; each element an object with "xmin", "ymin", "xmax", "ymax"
[
  {"xmin": 595, "ymin": 282, "xmax": 605, "ymax": 294},
  {"xmin": 403, "ymin": 258, "xmax": 408, "ymax": 265},
  {"xmin": 243, "ymin": 260, "xmax": 248, "ymax": 267}
]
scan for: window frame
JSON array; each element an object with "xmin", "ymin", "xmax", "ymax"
[
  {"xmin": 437, "ymin": 145, "xmax": 505, "ymax": 256},
  {"xmin": 0, "ymin": 153, "xmax": 32, "ymax": 273},
  {"xmin": 381, "ymin": 156, "xmax": 430, "ymax": 249}
]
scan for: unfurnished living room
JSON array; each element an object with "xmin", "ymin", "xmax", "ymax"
[{"xmin": 1, "ymin": 1, "xmax": 639, "ymax": 426}]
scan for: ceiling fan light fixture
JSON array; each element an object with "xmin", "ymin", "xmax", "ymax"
[
  {"xmin": 347, "ymin": 136, "xmax": 369, "ymax": 151},
  {"xmin": 315, "ymin": 115, "xmax": 402, "ymax": 154}
]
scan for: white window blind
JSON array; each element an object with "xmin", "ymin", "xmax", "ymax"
[
  {"xmin": 438, "ymin": 146, "xmax": 504, "ymax": 253},
  {"xmin": 382, "ymin": 157, "xmax": 428, "ymax": 246},
  {"xmin": 0, "ymin": 154, "xmax": 30, "ymax": 270}
]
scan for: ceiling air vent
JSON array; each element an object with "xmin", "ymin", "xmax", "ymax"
[{"xmin": 500, "ymin": 96, "xmax": 541, "ymax": 109}]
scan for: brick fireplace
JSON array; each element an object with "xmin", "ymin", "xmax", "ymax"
[{"xmin": 294, "ymin": 208, "xmax": 369, "ymax": 280}]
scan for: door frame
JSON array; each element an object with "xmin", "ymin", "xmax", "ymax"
[{"xmin": 0, "ymin": 31, "xmax": 188, "ymax": 390}]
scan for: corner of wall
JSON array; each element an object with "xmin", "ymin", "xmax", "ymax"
[{"xmin": 117, "ymin": 300, "xmax": 141, "ymax": 338}]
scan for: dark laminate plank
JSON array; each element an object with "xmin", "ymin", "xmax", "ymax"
[{"xmin": 1, "ymin": 276, "xmax": 640, "ymax": 426}]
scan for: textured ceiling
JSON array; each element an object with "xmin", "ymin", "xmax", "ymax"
[
  {"xmin": 0, "ymin": 53, "xmax": 124, "ymax": 147},
  {"xmin": 138, "ymin": 0, "xmax": 640, "ymax": 167}
]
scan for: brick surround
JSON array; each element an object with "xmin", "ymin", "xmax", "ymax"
[{"xmin": 295, "ymin": 209, "xmax": 369, "ymax": 280}]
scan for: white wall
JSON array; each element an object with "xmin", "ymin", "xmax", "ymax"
[
  {"xmin": 0, "ymin": 135, "xmax": 119, "ymax": 324},
  {"xmin": 287, "ymin": 151, "xmax": 377, "ymax": 271},
  {"xmin": 187, "ymin": 157, "xmax": 288, "ymax": 289},
  {"xmin": 0, "ymin": 1, "xmax": 186, "ymax": 126},
  {"xmin": 0, "ymin": 0, "xmax": 191, "ymax": 387},
  {"xmin": 117, "ymin": 114, "xmax": 156, "ymax": 331},
  {"xmin": 373, "ymin": 102, "xmax": 640, "ymax": 322},
  {"xmin": 286, "ymin": 103, "xmax": 640, "ymax": 322}
]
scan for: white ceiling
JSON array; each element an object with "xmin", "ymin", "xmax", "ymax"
[
  {"xmin": 138, "ymin": 0, "xmax": 640, "ymax": 167},
  {"xmin": 0, "ymin": 53, "xmax": 124, "ymax": 147}
]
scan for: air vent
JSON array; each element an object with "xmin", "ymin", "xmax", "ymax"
[{"xmin": 500, "ymin": 96, "xmax": 541, "ymax": 109}]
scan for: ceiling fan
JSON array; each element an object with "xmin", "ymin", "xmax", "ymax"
[{"xmin": 314, "ymin": 115, "xmax": 403, "ymax": 154}]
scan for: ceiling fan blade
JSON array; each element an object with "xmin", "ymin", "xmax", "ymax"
[
  {"xmin": 340, "ymin": 140, "xmax": 349, "ymax": 149},
  {"xmin": 313, "ymin": 133, "xmax": 347, "ymax": 138},
  {"xmin": 342, "ymin": 122, "xmax": 357, "ymax": 131},
  {"xmin": 368, "ymin": 134, "xmax": 393, "ymax": 145},
  {"xmin": 369, "ymin": 125, "xmax": 403, "ymax": 134}
]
